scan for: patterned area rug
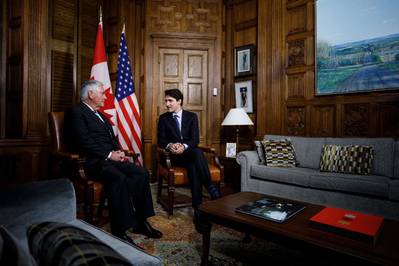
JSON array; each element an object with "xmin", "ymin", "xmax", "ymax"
[{"xmin": 100, "ymin": 185, "xmax": 367, "ymax": 266}]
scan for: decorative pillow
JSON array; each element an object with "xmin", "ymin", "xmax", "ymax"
[
  {"xmin": 27, "ymin": 222, "xmax": 132, "ymax": 266},
  {"xmin": 0, "ymin": 226, "xmax": 37, "ymax": 266},
  {"xmin": 261, "ymin": 139, "xmax": 296, "ymax": 167},
  {"xmin": 319, "ymin": 145, "xmax": 373, "ymax": 175},
  {"xmin": 254, "ymin": 140, "xmax": 266, "ymax": 164}
]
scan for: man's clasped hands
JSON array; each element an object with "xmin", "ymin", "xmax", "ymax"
[{"xmin": 168, "ymin": 143, "xmax": 185, "ymax": 154}]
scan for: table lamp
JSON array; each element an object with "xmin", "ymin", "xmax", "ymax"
[{"xmin": 221, "ymin": 108, "xmax": 254, "ymax": 152}]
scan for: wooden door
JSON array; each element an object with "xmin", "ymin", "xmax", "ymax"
[{"xmin": 158, "ymin": 48, "xmax": 208, "ymax": 144}]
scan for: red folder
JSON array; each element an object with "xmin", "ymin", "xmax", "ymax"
[{"xmin": 310, "ymin": 207, "xmax": 384, "ymax": 245}]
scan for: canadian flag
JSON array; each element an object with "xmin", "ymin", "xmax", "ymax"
[{"xmin": 90, "ymin": 19, "xmax": 117, "ymax": 134}]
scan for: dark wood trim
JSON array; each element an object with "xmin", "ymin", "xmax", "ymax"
[
  {"xmin": 150, "ymin": 33, "xmax": 217, "ymax": 41},
  {"xmin": 235, "ymin": 18, "xmax": 257, "ymax": 31}
]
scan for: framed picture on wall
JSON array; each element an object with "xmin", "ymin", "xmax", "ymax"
[
  {"xmin": 234, "ymin": 44, "xmax": 256, "ymax": 77},
  {"xmin": 235, "ymin": 80, "xmax": 253, "ymax": 113},
  {"xmin": 315, "ymin": 0, "xmax": 399, "ymax": 95}
]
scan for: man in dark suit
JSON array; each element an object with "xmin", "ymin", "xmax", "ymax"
[
  {"xmin": 64, "ymin": 80, "xmax": 162, "ymax": 246},
  {"xmin": 157, "ymin": 89, "xmax": 220, "ymax": 232}
]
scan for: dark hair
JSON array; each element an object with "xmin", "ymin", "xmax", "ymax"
[{"xmin": 165, "ymin": 89, "xmax": 184, "ymax": 106}]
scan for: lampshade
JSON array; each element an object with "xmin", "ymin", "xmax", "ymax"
[{"xmin": 221, "ymin": 108, "xmax": 254, "ymax": 126}]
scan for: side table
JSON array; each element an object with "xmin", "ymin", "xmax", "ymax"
[{"xmin": 219, "ymin": 156, "xmax": 241, "ymax": 195}]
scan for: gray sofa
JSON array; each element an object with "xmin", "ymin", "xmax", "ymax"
[
  {"xmin": 237, "ymin": 135, "xmax": 399, "ymax": 221},
  {"xmin": 0, "ymin": 178, "xmax": 162, "ymax": 265}
]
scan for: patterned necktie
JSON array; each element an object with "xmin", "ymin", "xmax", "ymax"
[{"xmin": 173, "ymin": 114, "xmax": 182, "ymax": 138}]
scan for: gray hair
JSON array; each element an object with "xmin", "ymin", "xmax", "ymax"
[{"xmin": 80, "ymin": 80, "xmax": 104, "ymax": 101}]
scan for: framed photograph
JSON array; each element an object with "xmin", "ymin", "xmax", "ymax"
[
  {"xmin": 235, "ymin": 44, "xmax": 256, "ymax": 77},
  {"xmin": 225, "ymin": 142, "xmax": 237, "ymax": 158},
  {"xmin": 235, "ymin": 80, "xmax": 253, "ymax": 113},
  {"xmin": 316, "ymin": 0, "xmax": 399, "ymax": 95}
]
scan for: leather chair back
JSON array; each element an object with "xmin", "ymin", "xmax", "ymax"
[{"xmin": 48, "ymin": 112, "xmax": 64, "ymax": 152}]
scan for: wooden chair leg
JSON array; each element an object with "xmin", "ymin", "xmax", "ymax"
[
  {"xmin": 157, "ymin": 172, "xmax": 163, "ymax": 204},
  {"xmin": 167, "ymin": 173, "xmax": 175, "ymax": 216},
  {"xmin": 97, "ymin": 192, "xmax": 106, "ymax": 219},
  {"xmin": 85, "ymin": 182, "xmax": 95, "ymax": 224}
]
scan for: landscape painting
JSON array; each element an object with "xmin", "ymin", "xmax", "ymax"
[{"xmin": 316, "ymin": 0, "xmax": 399, "ymax": 95}]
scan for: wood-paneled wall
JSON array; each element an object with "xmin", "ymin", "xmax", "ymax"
[
  {"xmin": 1, "ymin": 0, "xmax": 398, "ymax": 185},
  {"xmin": 256, "ymin": 0, "xmax": 399, "ymax": 138},
  {"xmin": 223, "ymin": 0, "xmax": 257, "ymax": 149},
  {"xmin": 143, "ymin": 0, "xmax": 223, "ymax": 170}
]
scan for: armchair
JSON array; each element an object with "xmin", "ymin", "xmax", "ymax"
[
  {"xmin": 48, "ymin": 111, "xmax": 104, "ymax": 224},
  {"xmin": 156, "ymin": 146, "xmax": 224, "ymax": 216},
  {"xmin": 48, "ymin": 111, "xmax": 141, "ymax": 224}
]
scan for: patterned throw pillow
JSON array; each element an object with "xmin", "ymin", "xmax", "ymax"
[
  {"xmin": 319, "ymin": 145, "xmax": 373, "ymax": 175},
  {"xmin": 254, "ymin": 140, "xmax": 266, "ymax": 164},
  {"xmin": 261, "ymin": 139, "xmax": 296, "ymax": 167},
  {"xmin": 28, "ymin": 222, "xmax": 132, "ymax": 266}
]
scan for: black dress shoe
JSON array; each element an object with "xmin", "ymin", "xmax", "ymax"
[
  {"xmin": 208, "ymin": 184, "xmax": 221, "ymax": 200},
  {"xmin": 120, "ymin": 234, "xmax": 145, "ymax": 250},
  {"xmin": 133, "ymin": 221, "xmax": 163, "ymax": 239}
]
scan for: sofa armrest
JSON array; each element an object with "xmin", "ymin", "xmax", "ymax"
[
  {"xmin": 0, "ymin": 179, "xmax": 76, "ymax": 240},
  {"xmin": 236, "ymin": 150, "xmax": 260, "ymax": 191},
  {"xmin": 389, "ymin": 179, "xmax": 399, "ymax": 201}
]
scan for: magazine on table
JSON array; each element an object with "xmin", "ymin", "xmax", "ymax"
[{"xmin": 235, "ymin": 197, "xmax": 306, "ymax": 223}]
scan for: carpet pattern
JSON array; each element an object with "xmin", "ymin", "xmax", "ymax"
[{"xmin": 100, "ymin": 185, "xmax": 370, "ymax": 266}]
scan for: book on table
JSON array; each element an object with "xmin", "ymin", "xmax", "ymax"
[
  {"xmin": 309, "ymin": 207, "xmax": 384, "ymax": 245},
  {"xmin": 235, "ymin": 197, "xmax": 306, "ymax": 223}
]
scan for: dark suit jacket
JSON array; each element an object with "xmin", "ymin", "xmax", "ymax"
[
  {"xmin": 64, "ymin": 102, "xmax": 119, "ymax": 174},
  {"xmin": 157, "ymin": 110, "xmax": 199, "ymax": 149}
]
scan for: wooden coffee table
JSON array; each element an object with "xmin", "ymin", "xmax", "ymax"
[{"xmin": 199, "ymin": 191, "xmax": 399, "ymax": 265}]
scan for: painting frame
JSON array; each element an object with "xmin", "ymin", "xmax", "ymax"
[
  {"xmin": 315, "ymin": 0, "xmax": 399, "ymax": 96},
  {"xmin": 235, "ymin": 80, "xmax": 253, "ymax": 113},
  {"xmin": 234, "ymin": 44, "xmax": 256, "ymax": 77},
  {"xmin": 225, "ymin": 142, "xmax": 237, "ymax": 158}
]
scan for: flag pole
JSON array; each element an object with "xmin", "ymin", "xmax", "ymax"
[{"xmin": 99, "ymin": 5, "xmax": 103, "ymax": 24}]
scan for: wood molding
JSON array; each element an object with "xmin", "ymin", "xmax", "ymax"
[{"xmin": 150, "ymin": 32, "xmax": 217, "ymax": 41}]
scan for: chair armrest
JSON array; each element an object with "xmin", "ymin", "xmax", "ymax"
[
  {"xmin": 51, "ymin": 150, "xmax": 80, "ymax": 161},
  {"xmin": 198, "ymin": 146, "xmax": 224, "ymax": 171},
  {"xmin": 198, "ymin": 146, "xmax": 215, "ymax": 154},
  {"xmin": 157, "ymin": 147, "xmax": 173, "ymax": 168},
  {"xmin": 123, "ymin": 150, "xmax": 140, "ymax": 164},
  {"xmin": 50, "ymin": 151, "xmax": 90, "ymax": 181}
]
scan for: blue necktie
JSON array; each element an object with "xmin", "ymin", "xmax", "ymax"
[{"xmin": 173, "ymin": 114, "xmax": 182, "ymax": 138}]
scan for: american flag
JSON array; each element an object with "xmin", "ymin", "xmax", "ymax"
[{"xmin": 114, "ymin": 30, "xmax": 142, "ymax": 164}]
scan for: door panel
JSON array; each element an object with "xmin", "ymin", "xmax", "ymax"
[
  {"xmin": 158, "ymin": 48, "xmax": 208, "ymax": 144},
  {"xmin": 183, "ymin": 50, "xmax": 207, "ymax": 143}
]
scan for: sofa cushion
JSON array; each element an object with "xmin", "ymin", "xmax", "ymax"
[
  {"xmin": 320, "ymin": 145, "xmax": 373, "ymax": 175},
  {"xmin": 28, "ymin": 222, "xmax": 132, "ymax": 266},
  {"xmin": 0, "ymin": 179, "xmax": 76, "ymax": 245},
  {"xmin": 254, "ymin": 140, "xmax": 266, "ymax": 164},
  {"xmin": 250, "ymin": 165, "xmax": 314, "ymax": 187},
  {"xmin": 265, "ymin": 135, "xmax": 325, "ymax": 169},
  {"xmin": 309, "ymin": 173, "xmax": 389, "ymax": 199},
  {"xmin": 261, "ymin": 139, "xmax": 296, "ymax": 167},
  {"xmin": 394, "ymin": 141, "xmax": 399, "ymax": 179},
  {"xmin": 325, "ymin": 137, "xmax": 394, "ymax": 177},
  {"xmin": 0, "ymin": 226, "xmax": 37, "ymax": 266}
]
